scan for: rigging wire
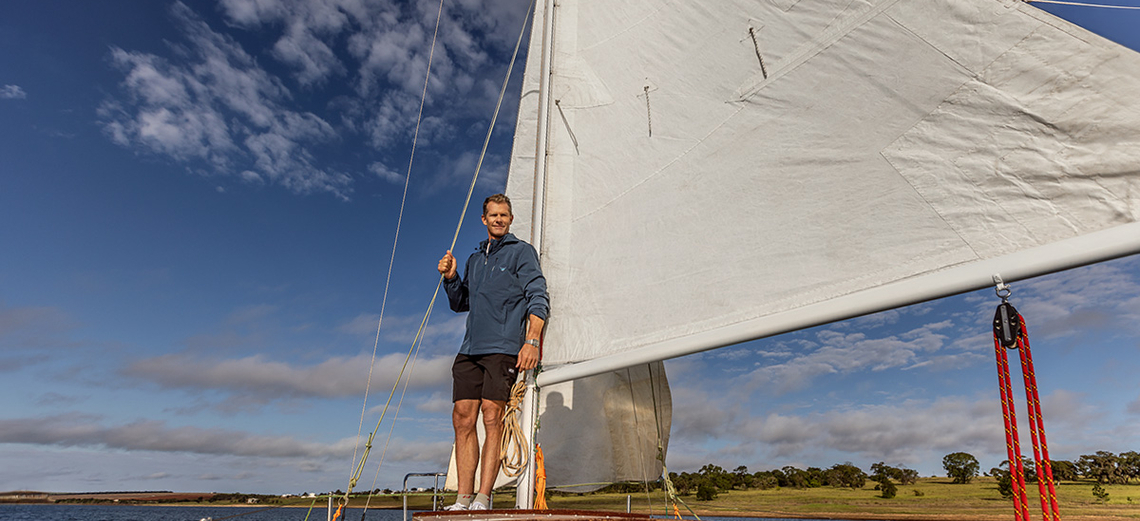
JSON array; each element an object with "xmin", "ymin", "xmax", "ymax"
[
  {"xmin": 337, "ymin": 0, "xmax": 536, "ymax": 514},
  {"xmin": 361, "ymin": 303, "xmax": 434, "ymax": 514},
  {"xmin": 1026, "ymin": 0, "xmax": 1140, "ymax": 8},
  {"xmin": 349, "ymin": 0, "xmax": 447, "ymax": 484}
]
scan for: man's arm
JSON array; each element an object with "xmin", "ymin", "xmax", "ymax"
[
  {"xmin": 516, "ymin": 244, "xmax": 548, "ymax": 371},
  {"xmin": 516, "ymin": 313, "xmax": 544, "ymax": 371},
  {"xmin": 439, "ymin": 250, "xmax": 469, "ymax": 312}
]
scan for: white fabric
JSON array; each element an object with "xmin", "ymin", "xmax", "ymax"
[
  {"xmin": 506, "ymin": 0, "xmax": 1140, "ymax": 366},
  {"xmin": 536, "ymin": 362, "xmax": 670, "ymax": 491},
  {"xmin": 442, "ymin": 363, "xmax": 670, "ymax": 491}
]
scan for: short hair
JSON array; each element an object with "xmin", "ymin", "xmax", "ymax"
[{"xmin": 482, "ymin": 193, "xmax": 512, "ymax": 216}]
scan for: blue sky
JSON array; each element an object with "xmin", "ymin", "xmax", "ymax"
[{"xmin": 2, "ymin": 0, "xmax": 1139, "ymax": 496}]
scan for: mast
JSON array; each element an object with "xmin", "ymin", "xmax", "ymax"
[{"xmin": 517, "ymin": 0, "xmax": 557, "ymax": 509}]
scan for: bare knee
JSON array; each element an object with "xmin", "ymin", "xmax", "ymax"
[
  {"xmin": 453, "ymin": 400, "xmax": 480, "ymax": 434},
  {"xmin": 480, "ymin": 400, "xmax": 505, "ymax": 427}
]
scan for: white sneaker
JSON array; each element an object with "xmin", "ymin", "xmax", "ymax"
[
  {"xmin": 444, "ymin": 502, "xmax": 468, "ymax": 511},
  {"xmin": 468, "ymin": 501, "xmax": 489, "ymax": 511}
]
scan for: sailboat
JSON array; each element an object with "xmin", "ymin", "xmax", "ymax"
[{"xmin": 434, "ymin": 0, "xmax": 1140, "ymax": 513}]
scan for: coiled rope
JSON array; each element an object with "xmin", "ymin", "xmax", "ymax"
[{"xmin": 500, "ymin": 379, "xmax": 531, "ymax": 477}]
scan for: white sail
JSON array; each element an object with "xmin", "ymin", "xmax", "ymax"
[{"xmin": 505, "ymin": 0, "xmax": 1140, "ymax": 386}]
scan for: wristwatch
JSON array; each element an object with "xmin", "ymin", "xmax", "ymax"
[{"xmin": 525, "ymin": 339, "xmax": 540, "ymax": 347}]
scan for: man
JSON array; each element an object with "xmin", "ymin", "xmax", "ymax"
[{"xmin": 437, "ymin": 193, "xmax": 548, "ymax": 510}]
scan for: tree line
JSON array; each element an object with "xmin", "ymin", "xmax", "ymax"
[{"xmin": 616, "ymin": 450, "xmax": 1140, "ymax": 501}]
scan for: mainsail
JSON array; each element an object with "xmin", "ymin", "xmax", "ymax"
[{"xmin": 505, "ymin": 0, "xmax": 1140, "ymax": 386}]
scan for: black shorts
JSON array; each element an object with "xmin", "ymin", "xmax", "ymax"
[{"xmin": 452, "ymin": 353, "xmax": 519, "ymax": 402}]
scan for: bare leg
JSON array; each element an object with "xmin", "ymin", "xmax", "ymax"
[
  {"xmin": 477, "ymin": 399, "xmax": 507, "ymax": 496},
  {"xmin": 453, "ymin": 399, "xmax": 481, "ymax": 496}
]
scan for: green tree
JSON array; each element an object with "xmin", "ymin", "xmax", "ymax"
[
  {"xmin": 1079, "ymin": 451, "xmax": 1124, "ymax": 484},
  {"xmin": 696, "ymin": 483, "xmax": 718, "ymax": 501},
  {"xmin": 782, "ymin": 466, "xmax": 809, "ymax": 489},
  {"xmin": 1050, "ymin": 460, "xmax": 1078, "ymax": 481},
  {"xmin": 877, "ymin": 477, "xmax": 897, "ymax": 499},
  {"xmin": 942, "ymin": 452, "xmax": 980, "ymax": 484},
  {"xmin": 732, "ymin": 465, "xmax": 752, "ymax": 490},
  {"xmin": 990, "ymin": 466, "xmax": 1014, "ymax": 500},
  {"xmin": 752, "ymin": 472, "xmax": 778, "ymax": 490},
  {"xmin": 1119, "ymin": 451, "xmax": 1140, "ymax": 483},
  {"xmin": 699, "ymin": 463, "xmax": 733, "ymax": 490},
  {"xmin": 825, "ymin": 463, "xmax": 867, "ymax": 489},
  {"xmin": 1092, "ymin": 483, "xmax": 1110, "ymax": 503}
]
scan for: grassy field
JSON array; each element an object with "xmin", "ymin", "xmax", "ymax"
[
  {"xmin": 551, "ymin": 478, "xmax": 1140, "ymax": 520},
  {"xmin": 391, "ymin": 478, "xmax": 1139, "ymax": 520},
  {"xmin": 24, "ymin": 478, "xmax": 1140, "ymax": 520}
]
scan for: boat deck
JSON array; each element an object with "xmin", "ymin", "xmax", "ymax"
[{"xmin": 413, "ymin": 509, "xmax": 654, "ymax": 521}]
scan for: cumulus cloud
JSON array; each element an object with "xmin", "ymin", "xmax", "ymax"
[
  {"xmin": 1, "ymin": 84, "xmax": 27, "ymax": 99},
  {"xmin": 667, "ymin": 395, "xmax": 1010, "ymax": 474},
  {"xmin": 100, "ymin": 2, "xmax": 350, "ymax": 198},
  {"xmin": 741, "ymin": 320, "xmax": 952, "ymax": 395},
  {"xmin": 100, "ymin": 0, "xmax": 533, "ymax": 199},
  {"xmin": 121, "ymin": 351, "xmax": 452, "ymax": 400}
]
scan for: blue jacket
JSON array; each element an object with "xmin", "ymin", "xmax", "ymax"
[{"xmin": 443, "ymin": 233, "xmax": 549, "ymax": 356}]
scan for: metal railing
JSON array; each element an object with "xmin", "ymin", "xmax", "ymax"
[{"xmin": 403, "ymin": 472, "xmax": 447, "ymax": 521}]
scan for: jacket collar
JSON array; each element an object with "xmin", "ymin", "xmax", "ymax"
[{"xmin": 479, "ymin": 232, "xmax": 518, "ymax": 255}]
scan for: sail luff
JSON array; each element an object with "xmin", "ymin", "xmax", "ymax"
[
  {"xmin": 537, "ymin": 222, "xmax": 1140, "ymax": 387},
  {"xmin": 516, "ymin": 0, "xmax": 557, "ymax": 508}
]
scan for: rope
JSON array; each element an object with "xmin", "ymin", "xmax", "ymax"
[
  {"xmin": 501, "ymin": 379, "xmax": 531, "ymax": 477},
  {"xmin": 646, "ymin": 363, "xmax": 692, "ymax": 519},
  {"xmin": 1014, "ymin": 316, "xmax": 1062, "ymax": 521},
  {"xmin": 993, "ymin": 293, "xmax": 1062, "ymax": 521},
  {"xmin": 1027, "ymin": 0, "xmax": 1140, "ymax": 8},
  {"xmin": 533, "ymin": 445, "xmax": 549, "ymax": 510},
  {"xmin": 992, "ymin": 332, "xmax": 1030, "ymax": 521}
]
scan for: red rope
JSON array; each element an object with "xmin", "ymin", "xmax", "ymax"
[
  {"xmin": 1016, "ymin": 318, "xmax": 1062, "ymax": 521},
  {"xmin": 994, "ymin": 336, "xmax": 1030, "ymax": 521},
  {"xmin": 994, "ymin": 301, "xmax": 1062, "ymax": 521}
]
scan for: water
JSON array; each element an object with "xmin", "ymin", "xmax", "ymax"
[
  {"xmin": 0, "ymin": 504, "xmax": 411, "ymax": 521},
  {"xmin": 0, "ymin": 506, "xmax": 850, "ymax": 521}
]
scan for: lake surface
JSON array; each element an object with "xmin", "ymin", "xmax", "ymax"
[
  {"xmin": 0, "ymin": 505, "xmax": 847, "ymax": 521},
  {"xmin": 0, "ymin": 504, "xmax": 399, "ymax": 521}
]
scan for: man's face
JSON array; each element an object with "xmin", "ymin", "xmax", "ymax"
[{"xmin": 482, "ymin": 201, "xmax": 513, "ymax": 240}]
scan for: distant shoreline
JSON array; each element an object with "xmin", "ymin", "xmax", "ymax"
[{"xmin": 5, "ymin": 477, "xmax": 1139, "ymax": 521}]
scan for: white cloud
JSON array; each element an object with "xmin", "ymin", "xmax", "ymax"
[
  {"xmin": 0, "ymin": 413, "xmax": 355, "ymax": 458},
  {"xmin": 369, "ymin": 161, "xmax": 405, "ymax": 183},
  {"xmin": 121, "ymin": 351, "xmax": 452, "ymax": 400},
  {"xmin": 1, "ymin": 84, "xmax": 27, "ymax": 99},
  {"xmin": 742, "ymin": 322, "xmax": 950, "ymax": 395},
  {"xmin": 100, "ymin": 2, "xmax": 350, "ymax": 199}
]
